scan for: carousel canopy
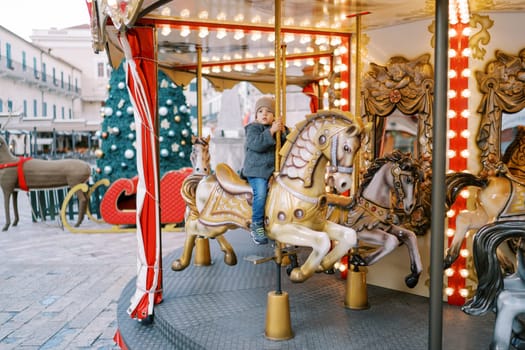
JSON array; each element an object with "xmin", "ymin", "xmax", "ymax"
[{"xmin": 88, "ymin": 0, "xmax": 525, "ymax": 92}]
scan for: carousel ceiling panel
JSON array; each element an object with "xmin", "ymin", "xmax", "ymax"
[{"xmin": 94, "ymin": 0, "xmax": 525, "ymax": 89}]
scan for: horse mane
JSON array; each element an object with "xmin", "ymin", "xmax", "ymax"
[
  {"xmin": 502, "ymin": 125, "xmax": 525, "ymax": 177},
  {"xmin": 279, "ymin": 110, "xmax": 360, "ymax": 180},
  {"xmin": 356, "ymin": 150, "xmax": 419, "ymax": 199},
  {"xmin": 462, "ymin": 220, "xmax": 525, "ymax": 316}
]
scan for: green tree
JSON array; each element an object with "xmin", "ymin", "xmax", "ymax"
[{"xmin": 94, "ymin": 63, "xmax": 193, "ymax": 184}]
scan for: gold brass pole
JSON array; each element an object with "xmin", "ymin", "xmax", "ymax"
[
  {"xmin": 193, "ymin": 45, "xmax": 211, "ymax": 266},
  {"xmin": 266, "ymin": 0, "xmax": 293, "ymax": 341},
  {"xmin": 345, "ymin": 13, "xmax": 369, "ymax": 310}
]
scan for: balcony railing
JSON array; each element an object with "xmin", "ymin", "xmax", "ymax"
[{"xmin": 0, "ymin": 57, "xmax": 82, "ymax": 96}]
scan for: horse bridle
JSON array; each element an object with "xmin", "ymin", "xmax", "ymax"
[
  {"xmin": 328, "ymin": 133, "xmax": 354, "ymax": 175},
  {"xmin": 391, "ymin": 163, "xmax": 415, "ymax": 202}
]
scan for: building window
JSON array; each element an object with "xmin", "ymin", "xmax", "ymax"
[
  {"xmin": 52, "ymin": 68, "xmax": 57, "ymax": 86},
  {"xmin": 22, "ymin": 52, "xmax": 27, "ymax": 71},
  {"xmin": 61, "ymin": 71, "xmax": 64, "ymax": 88},
  {"xmin": 53, "ymin": 105, "xmax": 57, "ymax": 119},
  {"xmin": 0, "ymin": 99, "xmax": 3, "ymax": 113},
  {"xmin": 75, "ymin": 78, "xmax": 78, "ymax": 92},
  {"xmin": 68, "ymin": 75, "xmax": 71, "ymax": 90},
  {"xmin": 97, "ymin": 62, "xmax": 105, "ymax": 77},
  {"xmin": 23, "ymin": 100, "xmax": 27, "ymax": 116},
  {"xmin": 33, "ymin": 99, "xmax": 37, "ymax": 117},
  {"xmin": 61, "ymin": 106, "xmax": 65, "ymax": 119},
  {"xmin": 68, "ymin": 108, "xmax": 72, "ymax": 119},
  {"xmin": 42, "ymin": 102, "xmax": 47, "ymax": 117},
  {"xmin": 6, "ymin": 43, "xmax": 13, "ymax": 69},
  {"xmin": 7, "ymin": 100, "xmax": 13, "ymax": 112},
  {"xmin": 33, "ymin": 57, "xmax": 39, "ymax": 79},
  {"xmin": 42, "ymin": 63, "xmax": 47, "ymax": 82}
]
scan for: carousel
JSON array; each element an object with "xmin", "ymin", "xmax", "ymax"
[{"xmin": 84, "ymin": 1, "xmax": 525, "ymax": 349}]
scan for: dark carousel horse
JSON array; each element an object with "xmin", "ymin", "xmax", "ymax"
[
  {"xmin": 329, "ymin": 150, "xmax": 424, "ymax": 288},
  {"xmin": 462, "ymin": 220, "xmax": 525, "ymax": 350}
]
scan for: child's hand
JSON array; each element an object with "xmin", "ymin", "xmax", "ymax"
[{"xmin": 270, "ymin": 120, "xmax": 285, "ymax": 135}]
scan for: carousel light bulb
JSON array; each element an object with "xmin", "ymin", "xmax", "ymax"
[
  {"xmin": 446, "ymin": 228, "xmax": 455, "ymax": 237},
  {"xmin": 306, "ymin": 58, "xmax": 315, "ymax": 66},
  {"xmin": 257, "ymin": 63, "xmax": 266, "ymax": 70},
  {"xmin": 445, "ymin": 268, "xmax": 455, "ymax": 277},
  {"xmin": 284, "ymin": 33, "xmax": 295, "ymax": 43},
  {"xmin": 460, "ymin": 189, "xmax": 470, "ymax": 199},
  {"xmin": 447, "ymin": 150, "xmax": 457, "ymax": 159},
  {"xmin": 315, "ymin": 36, "xmax": 328, "ymax": 45},
  {"xmin": 338, "ymin": 45, "xmax": 348, "ymax": 54},
  {"xmin": 460, "ymin": 269, "xmax": 469, "ymax": 278},
  {"xmin": 180, "ymin": 9, "xmax": 190, "ymax": 18},
  {"xmin": 334, "ymin": 82, "xmax": 340, "ymax": 90},
  {"xmin": 447, "ymin": 110, "xmax": 457, "ymax": 118},
  {"xmin": 339, "ymin": 81, "xmax": 348, "ymax": 89},
  {"xmin": 446, "ymin": 209, "xmax": 456, "ymax": 218},
  {"xmin": 245, "ymin": 64, "xmax": 254, "ymax": 71},
  {"xmin": 462, "ymin": 48, "xmax": 472, "ymax": 57},
  {"xmin": 461, "ymin": 109, "xmax": 471, "ymax": 118},
  {"xmin": 338, "ymin": 63, "xmax": 348, "ymax": 72},
  {"xmin": 234, "ymin": 64, "xmax": 243, "ymax": 71},
  {"xmin": 334, "ymin": 99, "xmax": 341, "ymax": 107},
  {"xmin": 180, "ymin": 26, "xmax": 190, "ymax": 37},
  {"xmin": 461, "ymin": 129, "xmax": 470, "ymax": 138},
  {"xmin": 198, "ymin": 11, "xmax": 208, "ymax": 19},
  {"xmin": 461, "ymin": 89, "xmax": 471, "ymax": 98},
  {"xmin": 462, "ymin": 27, "xmax": 472, "ymax": 36},
  {"xmin": 251, "ymin": 15, "xmax": 261, "ymax": 23},
  {"xmin": 459, "ymin": 288, "xmax": 469, "ymax": 298},
  {"xmin": 284, "ymin": 17, "xmax": 295, "ymax": 25},
  {"xmin": 448, "ymin": 90, "xmax": 457, "ymax": 99},
  {"xmin": 340, "ymin": 98, "xmax": 348, "ymax": 106},
  {"xmin": 461, "ymin": 68, "xmax": 471, "ymax": 77},
  {"xmin": 460, "ymin": 249, "xmax": 469, "ymax": 258},
  {"xmin": 160, "ymin": 25, "xmax": 171, "ymax": 36},
  {"xmin": 267, "ymin": 32, "xmax": 275, "ymax": 42},
  {"xmin": 234, "ymin": 30, "xmax": 245, "ymax": 40},
  {"xmin": 334, "ymin": 262, "xmax": 341, "ymax": 270},
  {"xmin": 217, "ymin": 12, "xmax": 226, "ymax": 21},
  {"xmin": 447, "ymin": 130, "xmax": 457, "ymax": 139},
  {"xmin": 293, "ymin": 60, "xmax": 302, "ymax": 67},
  {"xmin": 300, "ymin": 35, "xmax": 311, "ymax": 44},
  {"xmin": 448, "ymin": 49, "xmax": 457, "ymax": 58},
  {"xmin": 234, "ymin": 13, "xmax": 244, "ymax": 22},
  {"xmin": 161, "ymin": 6, "xmax": 171, "ymax": 16},
  {"xmin": 445, "ymin": 287, "xmax": 455, "ymax": 296},
  {"xmin": 330, "ymin": 37, "xmax": 342, "ymax": 46},
  {"xmin": 211, "ymin": 66, "xmax": 220, "ymax": 73},
  {"xmin": 448, "ymin": 69, "xmax": 458, "ymax": 78},
  {"xmin": 251, "ymin": 31, "xmax": 262, "ymax": 41},
  {"xmin": 198, "ymin": 27, "xmax": 209, "ymax": 38},
  {"xmin": 222, "ymin": 65, "xmax": 232, "ymax": 72},
  {"xmin": 449, "ymin": 28, "xmax": 457, "ymax": 37},
  {"xmin": 460, "ymin": 149, "xmax": 469, "ymax": 158},
  {"xmin": 202, "ymin": 67, "xmax": 210, "ymax": 74},
  {"xmin": 339, "ymin": 263, "xmax": 347, "ymax": 272}
]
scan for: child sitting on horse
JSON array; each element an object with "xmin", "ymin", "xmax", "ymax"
[{"xmin": 242, "ymin": 96, "xmax": 287, "ymax": 245}]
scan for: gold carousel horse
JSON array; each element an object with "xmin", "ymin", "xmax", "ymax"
[
  {"xmin": 172, "ymin": 110, "xmax": 362, "ymax": 283},
  {"xmin": 0, "ymin": 136, "xmax": 91, "ymax": 231},
  {"xmin": 328, "ymin": 150, "xmax": 424, "ymax": 288},
  {"xmin": 444, "ymin": 126, "xmax": 525, "ymax": 269}
]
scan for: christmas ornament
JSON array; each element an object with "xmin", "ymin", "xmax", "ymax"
[
  {"xmin": 160, "ymin": 149, "xmax": 169, "ymax": 157},
  {"xmin": 103, "ymin": 166, "xmax": 113, "ymax": 174},
  {"xmin": 124, "ymin": 149, "xmax": 135, "ymax": 159}
]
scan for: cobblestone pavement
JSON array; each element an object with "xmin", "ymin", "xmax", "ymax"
[{"xmin": 0, "ymin": 192, "xmax": 185, "ymax": 349}]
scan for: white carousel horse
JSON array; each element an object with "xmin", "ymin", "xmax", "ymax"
[
  {"xmin": 0, "ymin": 136, "xmax": 91, "ymax": 231},
  {"xmin": 328, "ymin": 150, "xmax": 424, "ymax": 288},
  {"xmin": 172, "ymin": 110, "xmax": 362, "ymax": 283},
  {"xmin": 444, "ymin": 126, "xmax": 525, "ymax": 270},
  {"xmin": 462, "ymin": 220, "xmax": 525, "ymax": 350}
]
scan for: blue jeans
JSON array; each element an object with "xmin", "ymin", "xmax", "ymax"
[{"xmin": 247, "ymin": 177, "xmax": 268, "ymax": 227}]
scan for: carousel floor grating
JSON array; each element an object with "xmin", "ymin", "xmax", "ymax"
[{"xmin": 116, "ymin": 229, "xmax": 496, "ymax": 350}]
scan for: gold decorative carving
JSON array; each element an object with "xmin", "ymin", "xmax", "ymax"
[
  {"xmin": 469, "ymin": 14, "xmax": 494, "ymax": 61},
  {"xmin": 360, "ymin": 54, "xmax": 434, "ymax": 234},
  {"xmin": 475, "ymin": 48, "xmax": 525, "ymax": 176}
]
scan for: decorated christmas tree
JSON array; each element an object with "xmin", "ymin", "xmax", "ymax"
[{"xmin": 94, "ymin": 63, "xmax": 193, "ymax": 184}]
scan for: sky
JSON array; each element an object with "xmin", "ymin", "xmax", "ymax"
[{"xmin": 0, "ymin": 0, "xmax": 90, "ymax": 40}]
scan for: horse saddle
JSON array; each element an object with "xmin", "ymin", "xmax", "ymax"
[{"xmin": 215, "ymin": 163, "xmax": 253, "ymax": 201}]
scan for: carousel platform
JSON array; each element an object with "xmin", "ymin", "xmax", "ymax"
[{"xmin": 116, "ymin": 229, "xmax": 495, "ymax": 350}]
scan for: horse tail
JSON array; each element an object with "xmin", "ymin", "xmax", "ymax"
[
  {"xmin": 445, "ymin": 172, "xmax": 488, "ymax": 209},
  {"xmin": 180, "ymin": 174, "xmax": 205, "ymax": 214},
  {"xmin": 462, "ymin": 220, "xmax": 525, "ymax": 316}
]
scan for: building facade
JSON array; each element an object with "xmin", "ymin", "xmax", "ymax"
[{"xmin": 0, "ymin": 25, "xmax": 108, "ymax": 157}]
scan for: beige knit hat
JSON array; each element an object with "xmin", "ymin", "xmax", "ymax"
[{"xmin": 255, "ymin": 96, "xmax": 275, "ymax": 115}]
